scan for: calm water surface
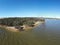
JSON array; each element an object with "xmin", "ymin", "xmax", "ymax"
[
  {"xmin": 0, "ymin": 19, "xmax": 60, "ymax": 45},
  {"xmin": 31, "ymin": 19, "xmax": 60, "ymax": 45}
]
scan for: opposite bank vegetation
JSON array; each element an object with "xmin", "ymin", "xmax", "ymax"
[{"xmin": 0, "ymin": 17, "xmax": 45, "ymax": 32}]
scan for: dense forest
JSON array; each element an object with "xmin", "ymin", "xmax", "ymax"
[{"xmin": 0, "ymin": 17, "xmax": 44, "ymax": 27}]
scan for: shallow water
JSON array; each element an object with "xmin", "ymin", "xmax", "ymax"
[{"xmin": 0, "ymin": 19, "xmax": 60, "ymax": 45}]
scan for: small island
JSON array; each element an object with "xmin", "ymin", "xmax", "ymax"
[{"xmin": 0, "ymin": 17, "xmax": 45, "ymax": 32}]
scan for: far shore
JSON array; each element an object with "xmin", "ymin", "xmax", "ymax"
[{"xmin": 0, "ymin": 21, "xmax": 44, "ymax": 32}]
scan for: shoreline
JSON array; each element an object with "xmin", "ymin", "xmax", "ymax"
[{"xmin": 0, "ymin": 21, "xmax": 44, "ymax": 32}]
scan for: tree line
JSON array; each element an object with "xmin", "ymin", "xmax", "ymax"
[{"xmin": 0, "ymin": 17, "xmax": 44, "ymax": 26}]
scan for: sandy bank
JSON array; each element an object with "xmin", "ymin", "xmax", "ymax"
[
  {"xmin": 0, "ymin": 25, "xmax": 19, "ymax": 32},
  {"xmin": 0, "ymin": 21, "xmax": 44, "ymax": 32}
]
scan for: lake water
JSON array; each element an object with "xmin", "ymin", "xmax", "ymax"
[
  {"xmin": 0, "ymin": 19, "xmax": 60, "ymax": 45},
  {"xmin": 31, "ymin": 19, "xmax": 60, "ymax": 45}
]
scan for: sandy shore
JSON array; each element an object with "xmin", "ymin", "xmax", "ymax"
[
  {"xmin": 0, "ymin": 21, "xmax": 44, "ymax": 32},
  {"xmin": 6, "ymin": 27, "xmax": 19, "ymax": 32},
  {"xmin": 0, "ymin": 25, "xmax": 19, "ymax": 32}
]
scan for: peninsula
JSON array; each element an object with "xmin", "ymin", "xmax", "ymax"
[{"xmin": 0, "ymin": 17, "xmax": 45, "ymax": 32}]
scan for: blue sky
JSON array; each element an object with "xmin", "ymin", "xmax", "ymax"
[{"xmin": 0, "ymin": 0, "xmax": 60, "ymax": 18}]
